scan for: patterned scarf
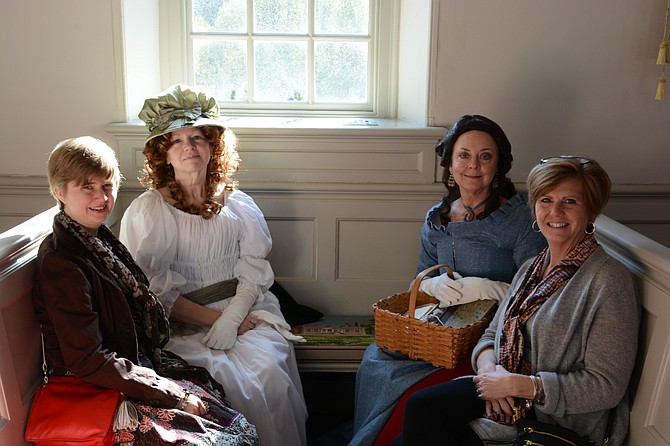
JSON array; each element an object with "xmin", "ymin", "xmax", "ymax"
[
  {"xmin": 499, "ymin": 234, "xmax": 599, "ymax": 374},
  {"xmin": 55, "ymin": 211, "xmax": 170, "ymax": 367},
  {"xmin": 55, "ymin": 212, "xmax": 227, "ymax": 399}
]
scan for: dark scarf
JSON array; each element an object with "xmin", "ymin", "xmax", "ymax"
[
  {"xmin": 499, "ymin": 234, "xmax": 599, "ymax": 374},
  {"xmin": 55, "ymin": 212, "xmax": 226, "ymax": 399}
]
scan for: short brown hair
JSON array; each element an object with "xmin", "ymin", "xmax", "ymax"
[
  {"xmin": 527, "ymin": 156, "xmax": 611, "ymax": 222},
  {"xmin": 47, "ymin": 136, "xmax": 121, "ymax": 210}
]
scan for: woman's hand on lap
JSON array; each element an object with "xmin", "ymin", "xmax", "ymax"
[
  {"xmin": 237, "ymin": 314, "xmax": 259, "ymax": 335},
  {"xmin": 184, "ymin": 394, "xmax": 207, "ymax": 416}
]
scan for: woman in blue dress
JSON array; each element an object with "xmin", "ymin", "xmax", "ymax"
[{"xmin": 350, "ymin": 115, "xmax": 547, "ymax": 445}]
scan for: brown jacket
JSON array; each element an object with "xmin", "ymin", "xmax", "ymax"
[{"xmin": 33, "ymin": 220, "xmax": 182, "ymax": 407}]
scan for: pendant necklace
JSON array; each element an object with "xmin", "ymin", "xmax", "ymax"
[{"xmin": 463, "ymin": 196, "xmax": 490, "ymax": 222}]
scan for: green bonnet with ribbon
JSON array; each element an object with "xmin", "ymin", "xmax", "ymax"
[{"xmin": 138, "ymin": 84, "xmax": 225, "ymax": 142}]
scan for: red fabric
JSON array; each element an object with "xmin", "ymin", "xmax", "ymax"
[{"xmin": 373, "ymin": 360, "xmax": 474, "ymax": 446}]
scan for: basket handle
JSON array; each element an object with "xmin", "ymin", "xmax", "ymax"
[{"xmin": 407, "ymin": 264, "xmax": 455, "ymax": 319}]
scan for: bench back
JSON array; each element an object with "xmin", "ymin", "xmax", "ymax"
[
  {"xmin": 0, "ymin": 207, "xmax": 57, "ymax": 446},
  {"xmin": 596, "ymin": 215, "xmax": 670, "ymax": 445}
]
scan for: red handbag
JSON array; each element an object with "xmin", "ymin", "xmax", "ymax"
[
  {"xmin": 25, "ymin": 334, "xmax": 122, "ymax": 446},
  {"xmin": 25, "ymin": 375, "xmax": 122, "ymax": 446}
]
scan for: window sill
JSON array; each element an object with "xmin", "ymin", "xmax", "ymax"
[
  {"xmin": 106, "ymin": 118, "xmax": 446, "ymax": 190},
  {"xmin": 107, "ymin": 117, "xmax": 444, "ymax": 137}
]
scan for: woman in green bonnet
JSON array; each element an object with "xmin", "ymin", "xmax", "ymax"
[
  {"xmin": 34, "ymin": 136, "xmax": 258, "ymax": 445},
  {"xmin": 120, "ymin": 85, "xmax": 307, "ymax": 446}
]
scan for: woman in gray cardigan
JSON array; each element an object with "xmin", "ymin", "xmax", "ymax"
[{"xmin": 391, "ymin": 156, "xmax": 639, "ymax": 446}]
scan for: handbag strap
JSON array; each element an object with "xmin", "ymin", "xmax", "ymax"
[
  {"xmin": 525, "ymin": 402, "xmax": 615, "ymax": 446},
  {"xmin": 603, "ymin": 407, "xmax": 614, "ymax": 446},
  {"xmin": 39, "ymin": 330, "xmax": 48, "ymax": 385}
]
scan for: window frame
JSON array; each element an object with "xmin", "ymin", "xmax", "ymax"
[{"xmin": 160, "ymin": 0, "xmax": 399, "ymax": 118}]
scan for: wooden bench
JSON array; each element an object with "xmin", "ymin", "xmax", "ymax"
[
  {"xmin": 595, "ymin": 215, "xmax": 670, "ymax": 445},
  {"xmin": 1, "ymin": 208, "xmax": 669, "ymax": 445},
  {"xmin": 0, "ymin": 207, "xmax": 57, "ymax": 446},
  {"xmin": 294, "ymin": 345, "xmax": 370, "ymax": 372}
]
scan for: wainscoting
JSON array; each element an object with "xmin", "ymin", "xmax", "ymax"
[{"xmin": 1, "ymin": 121, "xmax": 669, "ymax": 316}]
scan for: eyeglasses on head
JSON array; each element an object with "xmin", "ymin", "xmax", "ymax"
[{"xmin": 539, "ymin": 155, "xmax": 592, "ymax": 166}]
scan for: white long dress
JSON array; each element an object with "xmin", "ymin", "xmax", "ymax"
[{"xmin": 119, "ymin": 189, "xmax": 308, "ymax": 446}]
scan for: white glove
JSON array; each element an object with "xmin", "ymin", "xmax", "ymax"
[
  {"xmin": 203, "ymin": 281, "xmax": 259, "ymax": 350},
  {"xmin": 205, "ymin": 299, "xmax": 228, "ymax": 312},
  {"xmin": 419, "ymin": 271, "xmax": 464, "ymax": 306},
  {"xmin": 456, "ymin": 277, "xmax": 510, "ymax": 304},
  {"xmin": 249, "ymin": 310, "xmax": 307, "ymax": 343},
  {"xmin": 420, "ymin": 273, "xmax": 509, "ymax": 307}
]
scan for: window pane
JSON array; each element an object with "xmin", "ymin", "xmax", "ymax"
[
  {"xmin": 192, "ymin": 0, "xmax": 247, "ymax": 33},
  {"xmin": 185, "ymin": 0, "xmax": 383, "ymax": 112},
  {"xmin": 315, "ymin": 41, "xmax": 367, "ymax": 103},
  {"xmin": 194, "ymin": 40, "xmax": 248, "ymax": 101},
  {"xmin": 254, "ymin": 0, "xmax": 307, "ymax": 34},
  {"xmin": 315, "ymin": 0, "xmax": 369, "ymax": 35},
  {"xmin": 255, "ymin": 41, "xmax": 307, "ymax": 102}
]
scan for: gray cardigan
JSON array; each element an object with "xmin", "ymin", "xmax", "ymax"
[{"xmin": 470, "ymin": 246, "xmax": 639, "ymax": 446}]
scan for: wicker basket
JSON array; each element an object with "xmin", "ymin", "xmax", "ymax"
[{"xmin": 373, "ymin": 264, "xmax": 496, "ymax": 369}]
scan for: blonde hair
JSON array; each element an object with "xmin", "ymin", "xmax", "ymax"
[
  {"xmin": 527, "ymin": 157, "xmax": 611, "ymax": 222},
  {"xmin": 47, "ymin": 136, "xmax": 121, "ymax": 210}
]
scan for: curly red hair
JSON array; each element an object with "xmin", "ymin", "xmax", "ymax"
[{"xmin": 140, "ymin": 126, "xmax": 240, "ymax": 219}]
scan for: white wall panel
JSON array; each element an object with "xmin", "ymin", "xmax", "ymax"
[
  {"xmin": 252, "ymin": 188, "xmax": 438, "ymax": 315},
  {"xmin": 266, "ymin": 218, "xmax": 316, "ymax": 280},
  {"xmin": 337, "ymin": 219, "xmax": 422, "ymax": 280}
]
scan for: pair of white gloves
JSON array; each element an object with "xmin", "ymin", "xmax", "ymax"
[
  {"xmin": 202, "ymin": 281, "xmax": 305, "ymax": 350},
  {"xmin": 417, "ymin": 271, "xmax": 510, "ymax": 307}
]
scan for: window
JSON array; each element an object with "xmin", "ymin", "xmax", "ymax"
[{"xmin": 161, "ymin": 0, "xmax": 399, "ymax": 117}]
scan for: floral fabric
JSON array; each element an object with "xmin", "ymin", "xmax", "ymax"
[{"xmin": 115, "ymin": 380, "xmax": 257, "ymax": 446}]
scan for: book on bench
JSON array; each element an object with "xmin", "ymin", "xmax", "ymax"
[{"xmin": 291, "ymin": 316, "xmax": 375, "ymax": 347}]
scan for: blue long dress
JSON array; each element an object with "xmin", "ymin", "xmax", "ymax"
[{"xmin": 350, "ymin": 194, "xmax": 547, "ymax": 446}]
